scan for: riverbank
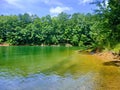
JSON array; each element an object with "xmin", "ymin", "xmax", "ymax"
[
  {"xmin": 92, "ymin": 51, "xmax": 120, "ymax": 63},
  {"xmin": 78, "ymin": 50, "xmax": 120, "ymax": 62},
  {"xmin": 0, "ymin": 44, "xmax": 120, "ymax": 63},
  {"xmin": 0, "ymin": 43, "xmax": 9, "ymax": 46},
  {"xmin": 0, "ymin": 43, "xmax": 73, "ymax": 47}
]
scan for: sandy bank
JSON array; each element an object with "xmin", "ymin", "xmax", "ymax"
[
  {"xmin": 93, "ymin": 51, "xmax": 120, "ymax": 62},
  {"xmin": 0, "ymin": 43, "xmax": 9, "ymax": 46}
]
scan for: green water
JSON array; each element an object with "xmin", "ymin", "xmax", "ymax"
[{"xmin": 0, "ymin": 46, "xmax": 120, "ymax": 90}]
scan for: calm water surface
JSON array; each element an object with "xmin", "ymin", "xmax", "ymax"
[{"xmin": 0, "ymin": 46, "xmax": 120, "ymax": 90}]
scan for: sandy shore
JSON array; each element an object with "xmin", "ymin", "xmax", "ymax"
[{"xmin": 93, "ymin": 51, "xmax": 120, "ymax": 62}]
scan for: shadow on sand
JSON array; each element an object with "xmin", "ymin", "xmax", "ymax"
[{"xmin": 103, "ymin": 60, "xmax": 120, "ymax": 67}]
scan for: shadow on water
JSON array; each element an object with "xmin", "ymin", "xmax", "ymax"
[
  {"xmin": 41, "ymin": 57, "xmax": 75, "ymax": 76},
  {"xmin": 41, "ymin": 53, "xmax": 101, "ymax": 77},
  {"xmin": 103, "ymin": 61, "xmax": 120, "ymax": 67}
]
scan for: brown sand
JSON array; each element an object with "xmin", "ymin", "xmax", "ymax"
[
  {"xmin": 93, "ymin": 51, "xmax": 120, "ymax": 62},
  {"xmin": 0, "ymin": 43, "xmax": 9, "ymax": 46}
]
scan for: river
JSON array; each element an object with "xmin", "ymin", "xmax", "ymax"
[{"xmin": 0, "ymin": 46, "xmax": 120, "ymax": 90}]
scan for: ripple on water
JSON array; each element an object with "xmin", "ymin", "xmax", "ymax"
[{"xmin": 0, "ymin": 72, "xmax": 97, "ymax": 90}]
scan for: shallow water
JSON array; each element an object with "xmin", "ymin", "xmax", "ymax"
[{"xmin": 0, "ymin": 46, "xmax": 120, "ymax": 90}]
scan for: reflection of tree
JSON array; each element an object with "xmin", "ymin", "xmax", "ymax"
[
  {"xmin": 41, "ymin": 53, "xmax": 99, "ymax": 77},
  {"xmin": 41, "ymin": 57, "xmax": 72, "ymax": 76}
]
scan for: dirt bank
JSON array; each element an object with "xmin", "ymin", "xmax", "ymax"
[
  {"xmin": 0, "ymin": 43, "xmax": 9, "ymax": 46},
  {"xmin": 93, "ymin": 51, "xmax": 120, "ymax": 62}
]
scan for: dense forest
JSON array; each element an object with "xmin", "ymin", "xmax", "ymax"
[{"xmin": 0, "ymin": 0, "xmax": 120, "ymax": 52}]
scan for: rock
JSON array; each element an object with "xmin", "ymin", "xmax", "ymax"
[{"xmin": 65, "ymin": 44, "xmax": 72, "ymax": 47}]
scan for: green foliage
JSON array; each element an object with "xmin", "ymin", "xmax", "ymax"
[
  {"xmin": 94, "ymin": 0, "xmax": 120, "ymax": 49},
  {"xmin": 0, "ymin": 2, "xmax": 120, "ymax": 51},
  {"xmin": 0, "ymin": 13, "xmax": 105, "ymax": 47},
  {"xmin": 113, "ymin": 44, "xmax": 120, "ymax": 54},
  {"xmin": 72, "ymin": 35, "xmax": 79, "ymax": 46}
]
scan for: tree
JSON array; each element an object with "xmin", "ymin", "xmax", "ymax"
[{"xmin": 94, "ymin": 0, "xmax": 120, "ymax": 47}]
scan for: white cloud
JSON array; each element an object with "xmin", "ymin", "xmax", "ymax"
[
  {"xmin": 40, "ymin": 0, "xmax": 62, "ymax": 6},
  {"xmin": 83, "ymin": 0, "xmax": 93, "ymax": 3},
  {"xmin": 5, "ymin": 0, "xmax": 17, "ymax": 4},
  {"xmin": 2, "ymin": 0, "xmax": 68, "ymax": 16},
  {"xmin": 79, "ymin": 0, "xmax": 93, "ymax": 4},
  {"xmin": 50, "ymin": 6, "xmax": 71, "ymax": 15},
  {"xmin": 5, "ymin": 0, "xmax": 23, "ymax": 8},
  {"xmin": 4, "ymin": 0, "xmax": 63, "ymax": 8}
]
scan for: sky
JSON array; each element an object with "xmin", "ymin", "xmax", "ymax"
[{"xmin": 0, "ymin": 0, "xmax": 97, "ymax": 17}]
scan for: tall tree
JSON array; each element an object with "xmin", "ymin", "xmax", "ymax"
[{"xmin": 94, "ymin": 0, "xmax": 120, "ymax": 47}]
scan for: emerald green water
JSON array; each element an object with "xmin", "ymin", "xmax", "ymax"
[
  {"xmin": 0, "ymin": 46, "xmax": 120, "ymax": 90},
  {"xmin": 0, "ymin": 46, "xmax": 77, "ymax": 76}
]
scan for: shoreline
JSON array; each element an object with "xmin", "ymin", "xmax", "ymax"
[
  {"xmin": 1, "ymin": 44, "xmax": 120, "ymax": 63},
  {"xmin": 78, "ymin": 50, "xmax": 120, "ymax": 62},
  {"xmin": 0, "ymin": 43, "xmax": 9, "ymax": 46},
  {"xmin": 0, "ymin": 43, "xmax": 73, "ymax": 47},
  {"xmin": 92, "ymin": 51, "xmax": 120, "ymax": 62}
]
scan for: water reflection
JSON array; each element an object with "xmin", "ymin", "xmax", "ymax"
[
  {"xmin": 0, "ymin": 46, "xmax": 120, "ymax": 90},
  {"xmin": 0, "ymin": 72, "xmax": 97, "ymax": 90},
  {"xmin": 0, "ymin": 46, "xmax": 75, "ymax": 76}
]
